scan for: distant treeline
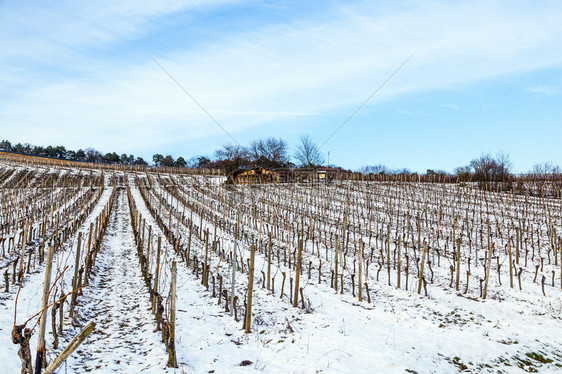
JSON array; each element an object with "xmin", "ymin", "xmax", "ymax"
[
  {"xmin": 1, "ymin": 139, "xmax": 560, "ymax": 187},
  {"xmin": 0, "ymin": 139, "xmax": 150, "ymax": 166},
  {"xmin": 0, "ymin": 135, "xmax": 322, "ymax": 172},
  {"xmin": 361, "ymin": 151, "xmax": 561, "ymax": 184}
]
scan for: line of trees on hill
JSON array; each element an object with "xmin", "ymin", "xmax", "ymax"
[
  {"xmin": 0, "ymin": 135, "xmax": 326, "ymax": 174},
  {"xmin": 2, "ymin": 139, "xmax": 560, "ymax": 186},
  {"xmin": 360, "ymin": 151, "xmax": 561, "ymax": 184},
  {"xmin": 154, "ymin": 135, "xmax": 327, "ymax": 174},
  {"xmin": 0, "ymin": 139, "xmax": 149, "ymax": 166}
]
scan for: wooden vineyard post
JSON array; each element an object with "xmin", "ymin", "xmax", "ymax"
[
  {"xmin": 146, "ymin": 226, "xmax": 152, "ymax": 273},
  {"xmin": 456, "ymin": 238, "xmax": 461, "ymax": 291},
  {"xmin": 186, "ymin": 221, "xmax": 192, "ymax": 267},
  {"xmin": 267, "ymin": 232, "xmax": 272, "ymax": 291},
  {"xmin": 70, "ymin": 232, "xmax": 82, "ymax": 318},
  {"xmin": 92, "ymin": 216, "xmax": 99, "ymax": 266},
  {"xmin": 35, "ymin": 245, "xmax": 54, "ymax": 374},
  {"xmin": 203, "ymin": 230, "xmax": 209, "ymax": 288},
  {"xmin": 245, "ymin": 244, "xmax": 256, "ymax": 333},
  {"xmin": 508, "ymin": 237, "xmax": 513, "ymax": 288},
  {"xmin": 231, "ymin": 215, "xmax": 239, "ymax": 317},
  {"xmin": 294, "ymin": 239, "xmax": 303, "ymax": 308},
  {"xmin": 39, "ymin": 216, "xmax": 46, "ymax": 264},
  {"xmin": 417, "ymin": 242, "xmax": 427, "ymax": 295},
  {"xmin": 43, "ymin": 322, "xmax": 96, "ymax": 374},
  {"xmin": 167, "ymin": 261, "xmax": 178, "ymax": 368},
  {"xmin": 553, "ymin": 228, "xmax": 558, "ymax": 268},
  {"xmin": 153, "ymin": 237, "xmax": 162, "ymax": 314},
  {"xmin": 386, "ymin": 225, "xmax": 391, "ymax": 285},
  {"xmin": 342, "ymin": 191, "xmax": 349, "ymax": 263},
  {"xmin": 287, "ymin": 224, "xmax": 291, "ymax": 267},
  {"xmin": 334, "ymin": 234, "xmax": 339, "ymax": 291},
  {"xmin": 483, "ymin": 243, "xmax": 494, "ymax": 299},
  {"xmin": 18, "ymin": 220, "xmax": 28, "ymax": 280},
  {"xmin": 452, "ymin": 219, "xmax": 457, "ymax": 289},
  {"xmin": 358, "ymin": 241, "xmax": 363, "ymax": 302},
  {"xmin": 168, "ymin": 210, "xmax": 172, "ymax": 237},
  {"xmin": 397, "ymin": 236, "xmax": 401, "ymax": 289},
  {"xmin": 84, "ymin": 223, "xmax": 93, "ymax": 278},
  {"xmin": 515, "ymin": 227, "xmax": 520, "ymax": 265}
]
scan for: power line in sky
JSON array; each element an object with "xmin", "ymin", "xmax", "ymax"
[
  {"xmin": 146, "ymin": 51, "xmax": 242, "ymax": 147},
  {"xmin": 319, "ymin": 53, "xmax": 415, "ymax": 150}
]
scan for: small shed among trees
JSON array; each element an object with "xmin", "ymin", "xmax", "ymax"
[
  {"xmin": 274, "ymin": 167, "xmax": 350, "ymax": 183},
  {"xmin": 231, "ymin": 167, "xmax": 280, "ymax": 185}
]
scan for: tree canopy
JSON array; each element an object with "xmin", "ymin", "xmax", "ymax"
[{"xmin": 293, "ymin": 135, "xmax": 325, "ymax": 168}]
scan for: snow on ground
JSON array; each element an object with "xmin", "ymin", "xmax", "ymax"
[
  {"xmin": 129, "ymin": 175, "xmax": 562, "ymax": 373},
  {"xmin": 64, "ymin": 189, "xmax": 170, "ymax": 373},
  {"xmin": 2, "ymin": 165, "xmax": 562, "ymax": 373},
  {"xmin": 129, "ymin": 179, "xmax": 269, "ymax": 373},
  {"xmin": 0, "ymin": 183, "xmax": 113, "ymax": 373}
]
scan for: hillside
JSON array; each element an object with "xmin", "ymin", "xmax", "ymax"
[{"xmin": 1, "ymin": 155, "xmax": 561, "ymax": 373}]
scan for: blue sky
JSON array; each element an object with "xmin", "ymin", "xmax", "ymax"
[{"xmin": 1, "ymin": 0, "xmax": 561, "ymax": 173}]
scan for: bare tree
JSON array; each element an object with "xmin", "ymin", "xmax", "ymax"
[
  {"xmin": 174, "ymin": 156, "xmax": 187, "ymax": 168},
  {"xmin": 161, "ymin": 155, "xmax": 175, "ymax": 167},
  {"xmin": 495, "ymin": 151, "xmax": 513, "ymax": 182},
  {"xmin": 85, "ymin": 148, "xmax": 103, "ymax": 163},
  {"xmin": 153, "ymin": 154, "xmax": 164, "ymax": 166},
  {"xmin": 454, "ymin": 165, "xmax": 473, "ymax": 182},
  {"xmin": 215, "ymin": 143, "xmax": 249, "ymax": 162},
  {"xmin": 529, "ymin": 162, "xmax": 554, "ymax": 197},
  {"xmin": 294, "ymin": 135, "xmax": 325, "ymax": 168},
  {"xmin": 359, "ymin": 164, "xmax": 391, "ymax": 175},
  {"xmin": 249, "ymin": 137, "xmax": 289, "ymax": 169},
  {"xmin": 551, "ymin": 165, "xmax": 562, "ymax": 198},
  {"xmin": 471, "ymin": 153, "xmax": 499, "ymax": 182},
  {"xmin": 214, "ymin": 143, "xmax": 251, "ymax": 173},
  {"xmin": 529, "ymin": 162, "xmax": 554, "ymax": 181}
]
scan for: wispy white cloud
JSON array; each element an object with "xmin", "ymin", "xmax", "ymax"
[
  {"xmin": 1, "ymin": 0, "xmax": 562, "ymax": 157},
  {"xmin": 0, "ymin": 1, "xmax": 236, "ymax": 58},
  {"xmin": 440, "ymin": 104, "xmax": 459, "ymax": 110},
  {"xmin": 527, "ymin": 86, "xmax": 559, "ymax": 95},
  {"xmin": 212, "ymin": 110, "xmax": 318, "ymax": 116}
]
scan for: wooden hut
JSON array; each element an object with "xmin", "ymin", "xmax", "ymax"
[
  {"xmin": 231, "ymin": 168, "xmax": 280, "ymax": 185},
  {"xmin": 272, "ymin": 167, "xmax": 351, "ymax": 183}
]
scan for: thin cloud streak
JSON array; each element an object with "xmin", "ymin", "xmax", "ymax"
[
  {"xmin": 440, "ymin": 104, "xmax": 459, "ymax": 110},
  {"xmin": 1, "ymin": 0, "xmax": 562, "ymax": 163},
  {"xmin": 527, "ymin": 86, "xmax": 559, "ymax": 96},
  {"xmin": 212, "ymin": 110, "xmax": 319, "ymax": 116}
]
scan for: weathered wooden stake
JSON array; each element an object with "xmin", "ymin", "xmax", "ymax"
[
  {"xmin": 152, "ymin": 237, "xmax": 162, "ymax": 314},
  {"xmin": 417, "ymin": 242, "xmax": 427, "ymax": 295},
  {"xmin": 167, "ymin": 261, "xmax": 177, "ymax": 368},
  {"xmin": 455, "ymin": 238, "xmax": 461, "ymax": 291},
  {"xmin": 203, "ymin": 231, "xmax": 209, "ymax": 288},
  {"xmin": 18, "ymin": 221, "xmax": 28, "ymax": 280},
  {"xmin": 245, "ymin": 244, "xmax": 256, "ymax": 333},
  {"xmin": 35, "ymin": 245, "xmax": 54, "ymax": 374},
  {"xmin": 280, "ymin": 272, "xmax": 286, "ymax": 299},
  {"xmin": 397, "ymin": 236, "xmax": 402, "ymax": 288},
  {"xmin": 267, "ymin": 232, "xmax": 272, "ymax": 291},
  {"xmin": 358, "ymin": 241, "xmax": 363, "ymax": 302},
  {"xmin": 293, "ymin": 239, "xmax": 303, "ymax": 308},
  {"xmin": 508, "ymin": 238, "xmax": 513, "ymax": 288},
  {"xmin": 43, "ymin": 322, "xmax": 96, "ymax": 374},
  {"xmin": 334, "ymin": 234, "xmax": 339, "ymax": 291},
  {"xmin": 70, "ymin": 232, "xmax": 82, "ymax": 318},
  {"xmin": 483, "ymin": 243, "xmax": 494, "ymax": 299},
  {"xmin": 186, "ymin": 222, "xmax": 192, "ymax": 267}
]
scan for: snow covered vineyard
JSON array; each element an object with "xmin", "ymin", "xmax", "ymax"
[{"xmin": 1, "ymin": 159, "xmax": 562, "ymax": 373}]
